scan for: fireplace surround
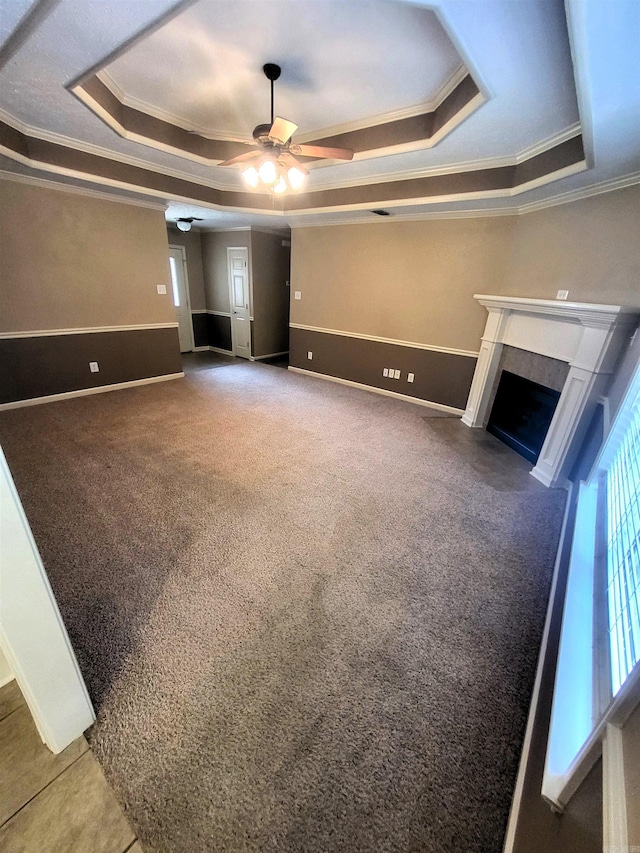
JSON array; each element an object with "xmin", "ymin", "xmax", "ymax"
[{"xmin": 463, "ymin": 295, "xmax": 638, "ymax": 487}]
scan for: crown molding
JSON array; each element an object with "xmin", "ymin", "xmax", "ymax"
[
  {"xmin": 294, "ymin": 66, "xmax": 469, "ymax": 144},
  {"xmin": 288, "ymin": 207, "xmax": 517, "ymax": 228},
  {"xmin": 518, "ymin": 171, "xmax": 640, "ymax": 215},
  {"xmin": 0, "ymin": 106, "xmax": 234, "ymax": 190},
  {"xmin": 98, "ymin": 65, "xmax": 469, "ymax": 147},
  {"xmin": 97, "ymin": 71, "xmax": 252, "ymax": 142},
  {"xmin": 307, "ymin": 122, "xmax": 583, "ymax": 192},
  {"xmin": 516, "ymin": 123, "xmax": 582, "ymax": 164},
  {"xmin": 0, "ymin": 168, "xmax": 167, "ymax": 210}
]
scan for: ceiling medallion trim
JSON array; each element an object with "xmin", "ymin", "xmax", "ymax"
[
  {"xmin": 0, "ymin": 116, "xmax": 586, "ymax": 215},
  {"xmin": 69, "ymin": 71, "xmax": 483, "ymax": 167},
  {"xmin": 96, "ymin": 64, "xmax": 470, "ymax": 145}
]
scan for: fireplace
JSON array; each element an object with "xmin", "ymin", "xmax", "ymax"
[
  {"xmin": 487, "ymin": 370, "xmax": 561, "ymax": 464},
  {"xmin": 462, "ymin": 295, "xmax": 638, "ymax": 487}
]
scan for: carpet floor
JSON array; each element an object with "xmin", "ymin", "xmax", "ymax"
[{"xmin": 0, "ymin": 363, "xmax": 566, "ymax": 853}]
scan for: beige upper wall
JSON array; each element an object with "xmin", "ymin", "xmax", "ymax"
[
  {"xmin": 201, "ymin": 230, "xmax": 252, "ymax": 314},
  {"xmin": 290, "ymin": 217, "xmax": 516, "ymax": 352},
  {"xmin": 290, "ymin": 184, "xmax": 640, "ymax": 355},
  {"xmin": 166, "ymin": 226, "xmax": 206, "ymax": 311},
  {"xmin": 502, "ymin": 184, "xmax": 640, "ymax": 305},
  {"xmin": 0, "ymin": 179, "xmax": 175, "ymax": 332}
]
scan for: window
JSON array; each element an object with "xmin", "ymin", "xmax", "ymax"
[
  {"xmin": 543, "ymin": 344, "xmax": 640, "ymax": 809},
  {"xmin": 606, "ymin": 399, "xmax": 640, "ymax": 695}
]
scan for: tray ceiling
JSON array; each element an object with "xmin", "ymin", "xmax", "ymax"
[{"xmin": 0, "ymin": 0, "xmax": 638, "ymax": 229}]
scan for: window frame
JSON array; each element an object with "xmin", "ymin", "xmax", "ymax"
[{"xmin": 542, "ymin": 350, "xmax": 640, "ymax": 810}]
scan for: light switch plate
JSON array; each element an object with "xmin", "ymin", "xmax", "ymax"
[
  {"xmin": 294, "ymin": 291, "xmax": 301, "ymax": 300},
  {"xmin": 307, "ymin": 351, "xmax": 313, "ymax": 360},
  {"xmin": 89, "ymin": 362, "xmax": 99, "ymax": 373},
  {"xmin": 408, "ymin": 373, "xmax": 415, "ymax": 383},
  {"xmin": 556, "ymin": 289, "xmax": 569, "ymax": 300},
  {"xmin": 157, "ymin": 284, "xmax": 167, "ymax": 295},
  {"xmin": 394, "ymin": 369, "xmax": 401, "ymax": 379},
  {"xmin": 383, "ymin": 368, "xmax": 389, "ymax": 377}
]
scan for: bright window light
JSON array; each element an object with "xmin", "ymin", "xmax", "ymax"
[
  {"xmin": 606, "ymin": 400, "xmax": 640, "ymax": 694},
  {"xmin": 169, "ymin": 256, "xmax": 180, "ymax": 307}
]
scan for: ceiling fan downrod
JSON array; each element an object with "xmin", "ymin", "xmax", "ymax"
[{"xmin": 262, "ymin": 63, "xmax": 281, "ymax": 126}]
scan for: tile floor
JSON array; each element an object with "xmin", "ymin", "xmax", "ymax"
[{"xmin": 0, "ymin": 679, "xmax": 142, "ymax": 853}]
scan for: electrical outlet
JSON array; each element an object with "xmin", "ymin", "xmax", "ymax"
[
  {"xmin": 383, "ymin": 368, "xmax": 389, "ymax": 377},
  {"xmin": 89, "ymin": 362, "xmax": 99, "ymax": 373},
  {"xmin": 408, "ymin": 372, "xmax": 415, "ymax": 383},
  {"xmin": 394, "ymin": 369, "xmax": 401, "ymax": 379},
  {"xmin": 307, "ymin": 351, "xmax": 313, "ymax": 360},
  {"xmin": 556, "ymin": 289, "xmax": 569, "ymax": 300},
  {"xmin": 157, "ymin": 284, "xmax": 167, "ymax": 295},
  {"xmin": 294, "ymin": 291, "xmax": 301, "ymax": 300}
]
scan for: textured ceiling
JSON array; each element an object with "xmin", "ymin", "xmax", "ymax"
[
  {"xmin": 104, "ymin": 1, "xmax": 464, "ymax": 139},
  {"xmin": 0, "ymin": 0, "xmax": 638, "ymax": 229}
]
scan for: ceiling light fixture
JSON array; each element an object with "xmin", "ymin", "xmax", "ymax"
[{"xmin": 175, "ymin": 216, "xmax": 203, "ymax": 232}]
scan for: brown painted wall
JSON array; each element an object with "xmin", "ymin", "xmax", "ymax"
[
  {"xmin": 166, "ymin": 226, "xmax": 206, "ymax": 311},
  {"xmin": 290, "ymin": 328, "xmax": 475, "ymax": 410},
  {"xmin": 502, "ymin": 184, "xmax": 640, "ymax": 305},
  {"xmin": 251, "ymin": 230, "xmax": 290, "ymax": 357},
  {"xmin": 0, "ymin": 328, "xmax": 182, "ymax": 404},
  {"xmin": 0, "ymin": 179, "xmax": 176, "ymax": 332},
  {"xmin": 201, "ymin": 230, "xmax": 252, "ymax": 314}
]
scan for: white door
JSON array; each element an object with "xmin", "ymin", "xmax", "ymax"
[
  {"xmin": 168, "ymin": 246, "xmax": 193, "ymax": 353},
  {"xmin": 227, "ymin": 247, "xmax": 251, "ymax": 359}
]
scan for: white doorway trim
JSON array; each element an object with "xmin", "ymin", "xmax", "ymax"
[
  {"xmin": 0, "ymin": 445, "xmax": 95, "ymax": 753},
  {"xmin": 168, "ymin": 244, "xmax": 195, "ymax": 353},
  {"xmin": 227, "ymin": 246, "xmax": 251, "ymax": 359}
]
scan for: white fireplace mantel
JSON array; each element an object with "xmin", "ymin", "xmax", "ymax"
[{"xmin": 462, "ymin": 294, "xmax": 639, "ymax": 487}]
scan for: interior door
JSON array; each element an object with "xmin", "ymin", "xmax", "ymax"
[
  {"xmin": 168, "ymin": 246, "xmax": 193, "ymax": 353},
  {"xmin": 227, "ymin": 247, "xmax": 251, "ymax": 359}
]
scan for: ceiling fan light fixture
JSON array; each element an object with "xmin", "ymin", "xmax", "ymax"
[
  {"xmin": 287, "ymin": 165, "xmax": 306, "ymax": 190},
  {"xmin": 241, "ymin": 165, "xmax": 260, "ymax": 188},
  {"xmin": 258, "ymin": 157, "xmax": 278, "ymax": 186},
  {"xmin": 273, "ymin": 175, "xmax": 287, "ymax": 194}
]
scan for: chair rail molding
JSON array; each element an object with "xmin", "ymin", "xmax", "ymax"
[{"xmin": 462, "ymin": 295, "xmax": 639, "ymax": 487}]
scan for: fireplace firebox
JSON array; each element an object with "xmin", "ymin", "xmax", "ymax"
[{"xmin": 487, "ymin": 370, "xmax": 561, "ymax": 464}]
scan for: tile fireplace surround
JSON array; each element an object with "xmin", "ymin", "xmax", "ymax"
[{"xmin": 462, "ymin": 295, "xmax": 639, "ymax": 488}]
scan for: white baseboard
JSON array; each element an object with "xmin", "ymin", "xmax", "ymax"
[
  {"xmin": 191, "ymin": 346, "xmax": 210, "ymax": 352},
  {"xmin": 250, "ymin": 351, "xmax": 289, "ymax": 361},
  {"xmin": 209, "ymin": 346, "xmax": 234, "ymax": 356},
  {"xmin": 502, "ymin": 483, "xmax": 575, "ymax": 852},
  {"xmin": 0, "ymin": 373, "xmax": 184, "ymax": 411},
  {"xmin": 287, "ymin": 366, "xmax": 464, "ymax": 414}
]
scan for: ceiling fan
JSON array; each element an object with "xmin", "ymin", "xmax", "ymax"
[{"xmin": 217, "ymin": 63, "xmax": 354, "ymax": 193}]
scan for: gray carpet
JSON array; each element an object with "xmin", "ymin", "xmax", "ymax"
[{"xmin": 0, "ymin": 364, "xmax": 566, "ymax": 853}]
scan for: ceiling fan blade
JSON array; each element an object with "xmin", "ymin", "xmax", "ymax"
[
  {"xmin": 279, "ymin": 151, "xmax": 309, "ymax": 175},
  {"xmin": 291, "ymin": 144, "xmax": 354, "ymax": 161},
  {"xmin": 218, "ymin": 150, "xmax": 260, "ymax": 167},
  {"xmin": 269, "ymin": 117, "xmax": 298, "ymax": 144}
]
